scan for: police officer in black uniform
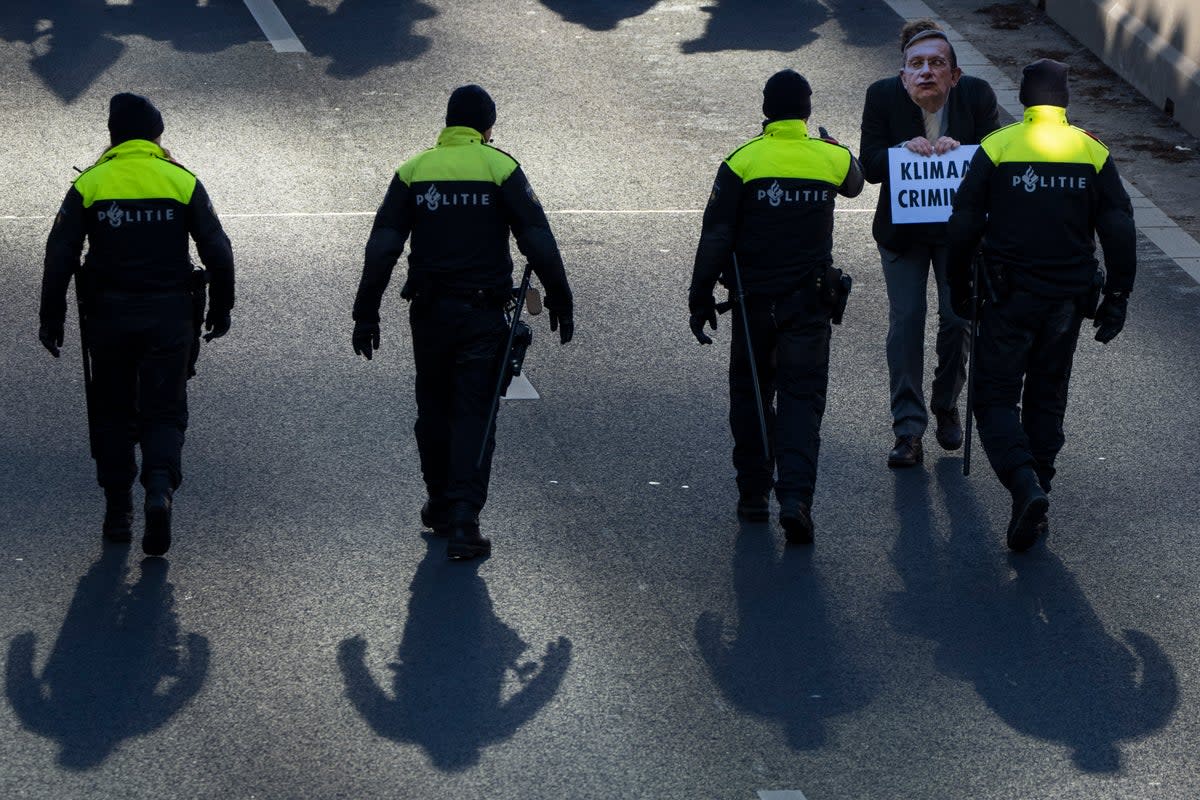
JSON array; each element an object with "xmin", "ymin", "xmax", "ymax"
[
  {"xmin": 352, "ymin": 84, "xmax": 573, "ymax": 560},
  {"xmin": 947, "ymin": 60, "xmax": 1136, "ymax": 551},
  {"xmin": 40, "ymin": 93, "xmax": 235, "ymax": 556},
  {"xmin": 688, "ymin": 70, "xmax": 865, "ymax": 544}
]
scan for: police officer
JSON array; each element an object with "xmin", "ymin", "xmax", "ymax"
[
  {"xmin": 39, "ymin": 93, "xmax": 235, "ymax": 556},
  {"xmin": 352, "ymin": 84, "xmax": 573, "ymax": 560},
  {"xmin": 946, "ymin": 60, "xmax": 1136, "ymax": 551},
  {"xmin": 688, "ymin": 70, "xmax": 864, "ymax": 543}
]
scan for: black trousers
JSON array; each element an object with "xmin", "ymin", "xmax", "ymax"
[
  {"xmin": 86, "ymin": 293, "xmax": 193, "ymax": 491},
  {"xmin": 973, "ymin": 290, "xmax": 1083, "ymax": 491},
  {"xmin": 729, "ymin": 291, "xmax": 831, "ymax": 505},
  {"xmin": 409, "ymin": 295, "xmax": 508, "ymax": 512}
]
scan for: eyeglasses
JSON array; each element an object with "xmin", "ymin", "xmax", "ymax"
[{"xmin": 905, "ymin": 57, "xmax": 950, "ymax": 71}]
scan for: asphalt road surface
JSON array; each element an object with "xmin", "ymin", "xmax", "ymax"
[{"xmin": 1, "ymin": 2, "xmax": 1198, "ymax": 798}]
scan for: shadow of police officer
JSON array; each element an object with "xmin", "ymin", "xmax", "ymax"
[
  {"xmin": 5, "ymin": 548, "xmax": 210, "ymax": 770},
  {"xmin": 274, "ymin": 0, "xmax": 436, "ymax": 77},
  {"xmin": 888, "ymin": 460, "xmax": 1176, "ymax": 772},
  {"xmin": 337, "ymin": 533, "xmax": 572, "ymax": 771},
  {"xmin": 695, "ymin": 522, "xmax": 872, "ymax": 750},
  {"xmin": 538, "ymin": 0, "xmax": 658, "ymax": 31}
]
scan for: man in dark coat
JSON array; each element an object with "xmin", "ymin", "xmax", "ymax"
[{"xmin": 860, "ymin": 20, "xmax": 1000, "ymax": 468}]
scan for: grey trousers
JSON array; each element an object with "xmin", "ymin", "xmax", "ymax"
[{"xmin": 880, "ymin": 243, "xmax": 970, "ymax": 437}]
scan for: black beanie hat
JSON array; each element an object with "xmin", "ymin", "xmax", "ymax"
[
  {"xmin": 108, "ymin": 92, "xmax": 164, "ymax": 145},
  {"xmin": 762, "ymin": 69, "xmax": 812, "ymax": 121},
  {"xmin": 1019, "ymin": 59, "xmax": 1070, "ymax": 108},
  {"xmin": 446, "ymin": 84, "xmax": 497, "ymax": 133}
]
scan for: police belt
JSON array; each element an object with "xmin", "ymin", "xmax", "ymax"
[
  {"xmin": 406, "ymin": 280, "xmax": 510, "ymax": 308},
  {"xmin": 715, "ymin": 265, "xmax": 830, "ymax": 311}
]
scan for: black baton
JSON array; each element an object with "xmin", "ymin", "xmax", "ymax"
[
  {"xmin": 731, "ymin": 253, "xmax": 771, "ymax": 460},
  {"xmin": 963, "ymin": 252, "xmax": 982, "ymax": 476},
  {"xmin": 75, "ymin": 279, "xmax": 98, "ymax": 460},
  {"xmin": 476, "ymin": 263, "xmax": 533, "ymax": 470}
]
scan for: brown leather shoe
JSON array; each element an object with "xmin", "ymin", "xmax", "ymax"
[
  {"xmin": 887, "ymin": 435, "xmax": 923, "ymax": 468},
  {"xmin": 934, "ymin": 408, "xmax": 964, "ymax": 451}
]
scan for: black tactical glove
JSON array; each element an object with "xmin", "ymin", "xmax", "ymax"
[
  {"xmin": 350, "ymin": 319, "xmax": 379, "ymax": 359},
  {"xmin": 203, "ymin": 310, "xmax": 231, "ymax": 342},
  {"xmin": 688, "ymin": 292, "xmax": 717, "ymax": 345},
  {"xmin": 353, "ymin": 321, "xmax": 381, "ymax": 360},
  {"xmin": 546, "ymin": 296, "xmax": 574, "ymax": 345},
  {"xmin": 39, "ymin": 321, "xmax": 64, "ymax": 358},
  {"xmin": 1093, "ymin": 291, "xmax": 1128, "ymax": 344}
]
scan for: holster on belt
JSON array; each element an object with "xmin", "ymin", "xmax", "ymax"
[
  {"xmin": 981, "ymin": 258, "xmax": 1011, "ymax": 305},
  {"xmin": 816, "ymin": 264, "xmax": 853, "ymax": 325}
]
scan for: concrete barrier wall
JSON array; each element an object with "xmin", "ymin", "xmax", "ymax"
[{"xmin": 1036, "ymin": 0, "xmax": 1200, "ymax": 137}]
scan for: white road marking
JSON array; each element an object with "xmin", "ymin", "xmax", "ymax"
[
  {"xmin": 501, "ymin": 373, "xmax": 539, "ymax": 400},
  {"xmin": 757, "ymin": 791, "xmax": 809, "ymax": 800},
  {"xmin": 3, "ymin": 209, "xmax": 873, "ymax": 222},
  {"xmin": 553, "ymin": 208, "xmax": 702, "ymax": 214},
  {"xmin": 243, "ymin": 0, "xmax": 306, "ymax": 53}
]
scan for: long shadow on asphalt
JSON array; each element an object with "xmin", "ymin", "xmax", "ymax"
[
  {"xmin": 538, "ymin": 0, "xmax": 659, "ymax": 31},
  {"xmin": 337, "ymin": 532, "xmax": 572, "ymax": 772},
  {"xmin": 679, "ymin": 0, "xmax": 893, "ymax": 54},
  {"xmin": 4, "ymin": 546, "xmax": 210, "ymax": 770},
  {"xmin": 695, "ymin": 521, "xmax": 873, "ymax": 750},
  {"xmin": 276, "ymin": 0, "xmax": 435, "ymax": 78},
  {"xmin": 0, "ymin": 0, "xmax": 258, "ymax": 102},
  {"xmin": 0, "ymin": 0, "xmax": 436, "ymax": 102},
  {"xmin": 888, "ymin": 459, "xmax": 1177, "ymax": 772}
]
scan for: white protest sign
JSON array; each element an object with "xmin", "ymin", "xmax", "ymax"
[{"xmin": 888, "ymin": 145, "xmax": 979, "ymax": 224}]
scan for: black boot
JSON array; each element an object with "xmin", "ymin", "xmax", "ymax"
[
  {"xmin": 736, "ymin": 490, "xmax": 770, "ymax": 522},
  {"xmin": 102, "ymin": 488, "xmax": 133, "ymax": 543},
  {"xmin": 778, "ymin": 497, "xmax": 814, "ymax": 545},
  {"xmin": 143, "ymin": 473, "xmax": 173, "ymax": 557},
  {"xmin": 1007, "ymin": 467, "xmax": 1049, "ymax": 552},
  {"xmin": 446, "ymin": 502, "xmax": 490, "ymax": 560},
  {"xmin": 420, "ymin": 498, "xmax": 452, "ymax": 537},
  {"xmin": 933, "ymin": 408, "xmax": 964, "ymax": 451}
]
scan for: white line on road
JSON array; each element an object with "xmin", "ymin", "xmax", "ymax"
[
  {"xmin": 1, "ymin": 209, "xmax": 874, "ymax": 222},
  {"xmin": 757, "ymin": 791, "xmax": 809, "ymax": 800},
  {"xmin": 211, "ymin": 208, "xmax": 874, "ymax": 218},
  {"xmin": 243, "ymin": 0, "xmax": 306, "ymax": 53}
]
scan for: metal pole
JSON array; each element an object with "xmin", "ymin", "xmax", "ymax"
[
  {"xmin": 962, "ymin": 253, "xmax": 981, "ymax": 477},
  {"xmin": 731, "ymin": 253, "xmax": 771, "ymax": 460},
  {"xmin": 476, "ymin": 263, "xmax": 533, "ymax": 470},
  {"xmin": 75, "ymin": 278, "xmax": 97, "ymax": 460}
]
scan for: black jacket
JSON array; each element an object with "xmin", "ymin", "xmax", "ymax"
[
  {"xmin": 41, "ymin": 139, "xmax": 234, "ymax": 326},
  {"xmin": 690, "ymin": 119, "xmax": 864, "ymax": 302},
  {"xmin": 946, "ymin": 105, "xmax": 1136, "ymax": 298},
  {"xmin": 353, "ymin": 126, "xmax": 570, "ymax": 324},
  {"xmin": 859, "ymin": 74, "xmax": 1001, "ymax": 251}
]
